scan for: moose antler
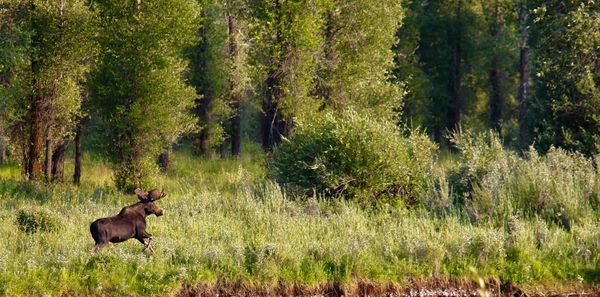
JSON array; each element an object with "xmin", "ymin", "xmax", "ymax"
[
  {"xmin": 134, "ymin": 188, "xmax": 149, "ymax": 201},
  {"xmin": 147, "ymin": 189, "xmax": 166, "ymax": 201}
]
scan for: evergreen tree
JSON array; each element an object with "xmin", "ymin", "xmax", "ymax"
[{"xmin": 92, "ymin": 0, "xmax": 200, "ymax": 190}]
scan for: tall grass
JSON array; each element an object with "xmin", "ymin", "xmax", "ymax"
[{"xmin": 0, "ymin": 140, "xmax": 598, "ymax": 296}]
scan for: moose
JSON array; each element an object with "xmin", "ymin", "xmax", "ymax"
[{"xmin": 90, "ymin": 188, "xmax": 166, "ymax": 254}]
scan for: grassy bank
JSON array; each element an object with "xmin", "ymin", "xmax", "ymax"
[{"xmin": 0, "ymin": 145, "xmax": 598, "ymax": 296}]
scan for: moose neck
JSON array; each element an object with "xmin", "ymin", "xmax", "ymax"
[{"xmin": 120, "ymin": 202, "xmax": 149, "ymax": 218}]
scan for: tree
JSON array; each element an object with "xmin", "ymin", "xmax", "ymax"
[
  {"xmin": 248, "ymin": 0, "xmax": 323, "ymax": 149},
  {"xmin": 403, "ymin": 0, "xmax": 484, "ymax": 143},
  {"xmin": 528, "ymin": 1, "xmax": 600, "ymax": 155},
  {"xmin": 190, "ymin": 0, "xmax": 249, "ymax": 158},
  {"xmin": 516, "ymin": 0, "xmax": 529, "ymax": 147},
  {"xmin": 315, "ymin": 0, "xmax": 403, "ymax": 120},
  {"xmin": 226, "ymin": 6, "xmax": 248, "ymax": 157},
  {"xmin": 0, "ymin": 0, "xmax": 95, "ymax": 180},
  {"xmin": 191, "ymin": 0, "xmax": 229, "ymax": 157},
  {"xmin": 92, "ymin": 0, "xmax": 200, "ymax": 190}
]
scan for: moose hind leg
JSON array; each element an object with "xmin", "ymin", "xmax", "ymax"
[{"xmin": 91, "ymin": 243, "xmax": 107, "ymax": 255}]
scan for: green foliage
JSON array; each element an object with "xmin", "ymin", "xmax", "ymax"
[
  {"xmin": 0, "ymin": 0, "xmax": 97, "ymax": 157},
  {"xmin": 16, "ymin": 208, "xmax": 61, "ymax": 233},
  {"xmin": 395, "ymin": 0, "xmax": 523, "ymax": 143},
  {"xmin": 190, "ymin": 0, "xmax": 249, "ymax": 147},
  {"xmin": 248, "ymin": 0, "xmax": 324, "ymax": 118},
  {"xmin": 92, "ymin": 0, "xmax": 200, "ymax": 190},
  {"xmin": 448, "ymin": 130, "xmax": 599, "ymax": 229},
  {"xmin": 396, "ymin": 0, "xmax": 491, "ymax": 140},
  {"xmin": 315, "ymin": 0, "xmax": 403, "ymax": 119},
  {"xmin": 270, "ymin": 110, "xmax": 437, "ymax": 203},
  {"xmin": 0, "ymin": 150, "xmax": 598, "ymax": 296},
  {"xmin": 528, "ymin": 1, "xmax": 600, "ymax": 155}
]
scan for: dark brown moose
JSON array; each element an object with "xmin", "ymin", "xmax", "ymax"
[{"xmin": 90, "ymin": 188, "xmax": 165, "ymax": 254}]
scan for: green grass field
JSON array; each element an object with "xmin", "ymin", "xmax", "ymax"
[{"xmin": 0, "ymin": 144, "xmax": 598, "ymax": 296}]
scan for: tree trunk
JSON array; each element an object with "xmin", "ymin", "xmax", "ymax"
[
  {"xmin": 261, "ymin": 0, "xmax": 292, "ymax": 150},
  {"xmin": 261, "ymin": 75, "xmax": 292, "ymax": 150},
  {"xmin": 158, "ymin": 150, "xmax": 170, "ymax": 171},
  {"xmin": 489, "ymin": 1, "xmax": 504, "ymax": 134},
  {"xmin": 231, "ymin": 100, "xmax": 241, "ymax": 156},
  {"xmin": 220, "ymin": 138, "xmax": 229, "ymax": 159},
  {"xmin": 0, "ymin": 123, "xmax": 6, "ymax": 164},
  {"xmin": 44, "ymin": 127, "xmax": 52, "ymax": 179},
  {"xmin": 447, "ymin": 0, "xmax": 463, "ymax": 134},
  {"xmin": 195, "ymin": 97, "xmax": 211, "ymax": 157},
  {"xmin": 51, "ymin": 140, "xmax": 66, "ymax": 182},
  {"xmin": 228, "ymin": 14, "xmax": 242, "ymax": 157},
  {"xmin": 193, "ymin": 15, "xmax": 213, "ymax": 158},
  {"xmin": 21, "ymin": 133, "xmax": 28, "ymax": 176},
  {"xmin": 517, "ymin": 2, "xmax": 529, "ymax": 148},
  {"xmin": 27, "ymin": 93, "xmax": 44, "ymax": 180},
  {"xmin": 27, "ymin": 0, "xmax": 43, "ymax": 181},
  {"xmin": 73, "ymin": 121, "xmax": 82, "ymax": 185}
]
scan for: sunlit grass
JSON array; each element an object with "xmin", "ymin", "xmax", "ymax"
[{"xmin": 0, "ymin": 144, "xmax": 598, "ymax": 296}]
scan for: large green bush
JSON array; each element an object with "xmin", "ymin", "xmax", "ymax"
[{"xmin": 269, "ymin": 111, "xmax": 436, "ymax": 204}]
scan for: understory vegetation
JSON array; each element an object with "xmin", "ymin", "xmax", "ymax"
[{"xmin": 0, "ymin": 135, "xmax": 598, "ymax": 296}]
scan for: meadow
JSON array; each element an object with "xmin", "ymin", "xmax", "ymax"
[{"xmin": 0, "ymin": 141, "xmax": 599, "ymax": 296}]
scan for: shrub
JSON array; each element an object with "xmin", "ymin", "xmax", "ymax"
[
  {"xmin": 16, "ymin": 208, "xmax": 61, "ymax": 234},
  {"xmin": 269, "ymin": 110, "xmax": 437, "ymax": 204},
  {"xmin": 449, "ymin": 130, "xmax": 598, "ymax": 227}
]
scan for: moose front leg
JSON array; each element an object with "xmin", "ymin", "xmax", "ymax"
[
  {"xmin": 144, "ymin": 237, "xmax": 154, "ymax": 252},
  {"xmin": 136, "ymin": 231, "xmax": 154, "ymax": 252}
]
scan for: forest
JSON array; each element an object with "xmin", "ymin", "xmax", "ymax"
[{"xmin": 0, "ymin": 0, "xmax": 599, "ymax": 296}]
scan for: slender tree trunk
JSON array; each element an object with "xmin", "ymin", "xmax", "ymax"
[
  {"xmin": 231, "ymin": 101, "xmax": 241, "ymax": 156},
  {"xmin": 193, "ymin": 13, "xmax": 213, "ymax": 158},
  {"xmin": 433, "ymin": 126, "xmax": 442, "ymax": 144},
  {"xmin": 489, "ymin": 1, "xmax": 504, "ymax": 134},
  {"xmin": 261, "ymin": 0, "xmax": 292, "ymax": 150},
  {"xmin": 51, "ymin": 140, "xmax": 66, "ymax": 182},
  {"xmin": 220, "ymin": 138, "xmax": 229, "ymax": 159},
  {"xmin": 27, "ymin": 0, "xmax": 43, "ymax": 181},
  {"xmin": 447, "ymin": 0, "xmax": 463, "ymax": 134},
  {"xmin": 27, "ymin": 93, "xmax": 44, "ymax": 180},
  {"xmin": 517, "ymin": 2, "xmax": 529, "ymax": 147},
  {"xmin": 158, "ymin": 150, "xmax": 170, "ymax": 171},
  {"xmin": 73, "ymin": 121, "xmax": 82, "ymax": 185},
  {"xmin": 228, "ymin": 14, "xmax": 242, "ymax": 157},
  {"xmin": 44, "ymin": 129, "xmax": 52, "ymax": 180},
  {"xmin": 21, "ymin": 132, "xmax": 28, "ymax": 175},
  {"xmin": 195, "ymin": 97, "xmax": 212, "ymax": 157},
  {"xmin": 262, "ymin": 74, "xmax": 292, "ymax": 149},
  {"xmin": 0, "ymin": 123, "xmax": 6, "ymax": 164}
]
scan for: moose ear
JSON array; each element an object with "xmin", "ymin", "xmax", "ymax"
[
  {"xmin": 134, "ymin": 188, "xmax": 149, "ymax": 201},
  {"xmin": 147, "ymin": 189, "xmax": 165, "ymax": 201}
]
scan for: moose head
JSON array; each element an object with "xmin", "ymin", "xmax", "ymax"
[
  {"xmin": 134, "ymin": 188, "xmax": 165, "ymax": 216},
  {"xmin": 90, "ymin": 188, "xmax": 167, "ymax": 254}
]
